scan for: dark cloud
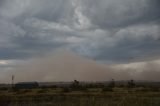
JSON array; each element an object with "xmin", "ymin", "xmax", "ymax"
[
  {"xmin": 80, "ymin": 0, "xmax": 160, "ymax": 29},
  {"xmin": 11, "ymin": 0, "xmax": 75, "ymax": 26},
  {"xmin": 0, "ymin": 0, "xmax": 5, "ymax": 7},
  {"xmin": 0, "ymin": 0, "xmax": 159, "ymax": 64},
  {"xmin": 93, "ymin": 39, "xmax": 160, "ymax": 63},
  {"xmin": 0, "ymin": 0, "xmax": 160, "ymax": 82}
]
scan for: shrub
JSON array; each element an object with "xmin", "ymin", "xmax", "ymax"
[
  {"xmin": 102, "ymin": 87, "xmax": 113, "ymax": 92},
  {"xmin": 150, "ymin": 87, "xmax": 159, "ymax": 92},
  {"xmin": 37, "ymin": 89, "xmax": 47, "ymax": 93},
  {"xmin": 0, "ymin": 87, "xmax": 8, "ymax": 91},
  {"xmin": 62, "ymin": 87, "xmax": 70, "ymax": 93}
]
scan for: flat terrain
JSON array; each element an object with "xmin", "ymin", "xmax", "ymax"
[{"xmin": 0, "ymin": 87, "xmax": 160, "ymax": 106}]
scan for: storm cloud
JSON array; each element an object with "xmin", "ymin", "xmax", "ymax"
[{"xmin": 0, "ymin": 0, "xmax": 160, "ymax": 82}]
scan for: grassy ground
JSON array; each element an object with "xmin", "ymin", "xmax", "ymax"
[{"xmin": 0, "ymin": 88, "xmax": 160, "ymax": 106}]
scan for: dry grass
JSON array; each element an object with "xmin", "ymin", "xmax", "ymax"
[{"xmin": 0, "ymin": 88, "xmax": 160, "ymax": 106}]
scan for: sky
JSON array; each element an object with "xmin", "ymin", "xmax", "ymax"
[{"xmin": 0, "ymin": 0, "xmax": 160, "ymax": 83}]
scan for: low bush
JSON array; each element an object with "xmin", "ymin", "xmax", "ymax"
[
  {"xmin": 62, "ymin": 87, "xmax": 70, "ymax": 93},
  {"xmin": 102, "ymin": 87, "xmax": 113, "ymax": 92}
]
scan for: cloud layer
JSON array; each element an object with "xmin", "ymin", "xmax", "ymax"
[
  {"xmin": 0, "ymin": 0, "xmax": 159, "ymax": 62},
  {"xmin": 0, "ymin": 0, "xmax": 160, "ymax": 82}
]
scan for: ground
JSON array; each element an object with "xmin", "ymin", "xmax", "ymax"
[{"xmin": 0, "ymin": 87, "xmax": 160, "ymax": 106}]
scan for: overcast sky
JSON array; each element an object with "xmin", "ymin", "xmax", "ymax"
[{"xmin": 0, "ymin": 0, "xmax": 160, "ymax": 82}]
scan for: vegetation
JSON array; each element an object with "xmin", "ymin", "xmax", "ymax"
[
  {"xmin": 128, "ymin": 80, "xmax": 136, "ymax": 88},
  {"xmin": 0, "ymin": 80, "xmax": 160, "ymax": 106}
]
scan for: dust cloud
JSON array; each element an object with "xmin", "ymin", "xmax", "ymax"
[{"xmin": 1, "ymin": 50, "xmax": 160, "ymax": 83}]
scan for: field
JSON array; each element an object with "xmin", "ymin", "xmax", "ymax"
[{"xmin": 0, "ymin": 86, "xmax": 160, "ymax": 106}]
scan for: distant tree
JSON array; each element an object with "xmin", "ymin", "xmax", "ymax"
[
  {"xmin": 71, "ymin": 80, "xmax": 80, "ymax": 89},
  {"xmin": 128, "ymin": 80, "xmax": 135, "ymax": 88},
  {"xmin": 108, "ymin": 79, "xmax": 115, "ymax": 88},
  {"xmin": 73, "ymin": 80, "xmax": 79, "ymax": 86}
]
